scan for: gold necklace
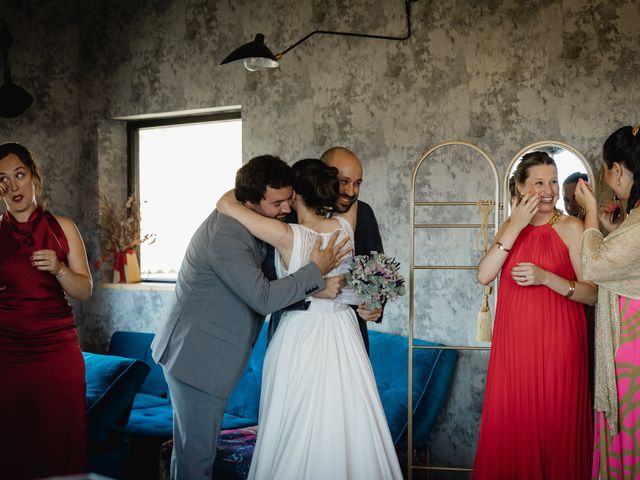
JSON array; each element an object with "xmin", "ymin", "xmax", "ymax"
[{"xmin": 547, "ymin": 208, "xmax": 562, "ymax": 226}]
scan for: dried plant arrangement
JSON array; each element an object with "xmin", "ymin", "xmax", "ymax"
[{"xmin": 95, "ymin": 194, "xmax": 154, "ymax": 269}]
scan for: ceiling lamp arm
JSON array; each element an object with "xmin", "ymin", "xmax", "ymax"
[{"xmin": 276, "ymin": 0, "xmax": 414, "ymax": 60}]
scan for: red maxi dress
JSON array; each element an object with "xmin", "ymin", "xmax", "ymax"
[
  {"xmin": 473, "ymin": 222, "xmax": 593, "ymax": 479},
  {"xmin": 0, "ymin": 207, "xmax": 86, "ymax": 478}
]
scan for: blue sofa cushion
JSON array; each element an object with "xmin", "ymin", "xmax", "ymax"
[
  {"xmin": 109, "ymin": 331, "xmax": 169, "ymax": 398},
  {"xmin": 222, "ymin": 412, "xmax": 257, "ymax": 431},
  {"xmin": 83, "ymin": 352, "xmax": 150, "ymax": 447},
  {"xmin": 133, "ymin": 392, "xmax": 171, "ymax": 410},
  {"xmin": 125, "ymin": 394, "xmax": 173, "ymax": 441},
  {"xmin": 369, "ymin": 330, "xmax": 457, "ymax": 448},
  {"xmin": 107, "ymin": 328, "xmax": 268, "ymax": 441},
  {"xmin": 126, "ymin": 402, "xmax": 173, "ymax": 441}
]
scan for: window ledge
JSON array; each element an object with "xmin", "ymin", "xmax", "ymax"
[{"xmin": 100, "ymin": 282, "xmax": 175, "ymax": 291}]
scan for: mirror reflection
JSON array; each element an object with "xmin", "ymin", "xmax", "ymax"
[{"xmin": 504, "ymin": 141, "xmax": 594, "ymax": 220}]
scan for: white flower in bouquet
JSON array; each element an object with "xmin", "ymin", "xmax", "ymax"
[{"xmin": 345, "ymin": 251, "xmax": 406, "ymax": 309}]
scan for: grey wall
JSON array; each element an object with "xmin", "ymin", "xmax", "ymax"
[{"xmin": 1, "ymin": 0, "xmax": 639, "ymax": 474}]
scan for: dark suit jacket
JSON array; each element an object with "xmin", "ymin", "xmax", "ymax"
[{"xmin": 264, "ymin": 200, "xmax": 384, "ymax": 353}]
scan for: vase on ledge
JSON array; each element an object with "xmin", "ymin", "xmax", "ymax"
[{"xmin": 113, "ymin": 249, "xmax": 142, "ymax": 283}]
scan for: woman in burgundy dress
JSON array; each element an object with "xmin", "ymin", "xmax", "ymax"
[
  {"xmin": 473, "ymin": 151, "xmax": 597, "ymax": 479},
  {"xmin": 0, "ymin": 142, "xmax": 93, "ymax": 479}
]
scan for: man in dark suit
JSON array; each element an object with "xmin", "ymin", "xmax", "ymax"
[
  {"xmin": 265, "ymin": 148, "xmax": 384, "ymax": 353},
  {"xmin": 151, "ymin": 155, "xmax": 347, "ymax": 480},
  {"xmin": 321, "ymin": 146, "xmax": 384, "ymax": 353}
]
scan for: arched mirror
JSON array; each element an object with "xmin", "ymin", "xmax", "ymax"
[{"xmin": 503, "ymin": 141, "xmax": 595, "ymax": 221}]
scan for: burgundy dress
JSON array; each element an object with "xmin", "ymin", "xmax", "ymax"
[{"xmin": 0, "ymin": 207, "xmax": 86, "ymax": 478}]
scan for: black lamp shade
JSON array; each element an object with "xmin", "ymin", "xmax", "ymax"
[
  {"xmin": 220, "ymin": 33, "xmax": 279, "ymax": 70},
  {"xmin": 219, "ymin": 1, "xmax": 413, "ymax": 73}
]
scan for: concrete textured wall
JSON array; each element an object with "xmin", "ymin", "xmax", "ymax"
[{"xmin": 1, "ymin": 0, "xmax": 639, "ymax": 473}]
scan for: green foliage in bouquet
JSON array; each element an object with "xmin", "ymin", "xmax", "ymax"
[{"xmin": 345, "ymin": 251, "xmax": 406, "ymax": 309}]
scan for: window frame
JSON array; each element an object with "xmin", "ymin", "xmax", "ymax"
[{"xmin": 126, "ymin": 111, "xmax": 242, "ymax": 282}]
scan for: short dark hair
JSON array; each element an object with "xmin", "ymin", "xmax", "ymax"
[
  {"xmin": 235, "ymin": 155, "xmax": 292, "ymax": 204},
  {"xmin": 563, "ymin": 171, "xmax": 588, "ymax": 186},
  {"xmin": 0, "ymin": 142, "xmax": 43, "ymax": 203},
  {"xmin": 291, "ymin": 158, "xmax": 339, "ymax": 216},
  {"xmin": 603, "ymin": 125, "xmax": 640, "ymax": 213}
]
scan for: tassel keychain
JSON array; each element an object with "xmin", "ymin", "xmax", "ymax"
[{"xmin": 476, "ymin": 201, "xmax": 494, "ymax": 342}]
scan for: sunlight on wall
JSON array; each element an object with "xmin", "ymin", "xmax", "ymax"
[{"xmin": 138, "ymin": 119, "xmax": 242, "ymax": 279}]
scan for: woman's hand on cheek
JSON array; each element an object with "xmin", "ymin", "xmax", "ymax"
[{"xmin": 510, "ymin": 193, "xmax": 540, "ymax": 230}]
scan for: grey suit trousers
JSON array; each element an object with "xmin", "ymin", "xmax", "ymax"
[{"xmin": 166, "ymin": 371, "xmax": 227, "ymax": 480}]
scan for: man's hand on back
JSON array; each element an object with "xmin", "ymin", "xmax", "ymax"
[{"xmin": 309, "ymin": 231, "xmax": 350, "ymax": 274}]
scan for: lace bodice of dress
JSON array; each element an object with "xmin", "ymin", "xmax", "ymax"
[{"xmin": 275, "ymin": 216, "xmax": 354, "ymax": 280}]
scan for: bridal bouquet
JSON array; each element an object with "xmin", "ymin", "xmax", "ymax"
[{"xmin": 345, "ymin": 251, "xmax": 406, "ymax": 309}]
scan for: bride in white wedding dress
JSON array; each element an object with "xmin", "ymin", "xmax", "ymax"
[{"xmin": 217, "ymin": 158, "xmax": 403, "ymax": 480}]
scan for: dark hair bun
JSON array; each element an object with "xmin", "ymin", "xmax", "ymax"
[{"xmin": 291, "ymin": 158, "xmax": 340, "ymax": 215}]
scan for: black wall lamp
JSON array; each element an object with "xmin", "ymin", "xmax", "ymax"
[
  {"xmin": 0, "ymin": 21, "xmax": 33, "ymax": 118},
  {"xmin": 221, "ymin": 0, "xmax": 416, "ymax": 71}
]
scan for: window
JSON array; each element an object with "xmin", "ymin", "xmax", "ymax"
[{"xmin": 128, "ymin": 112, "xmax": 242, "ymax": 281}]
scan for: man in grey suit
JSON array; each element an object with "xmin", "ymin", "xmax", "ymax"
[{"xmin": 151, "ymin": 155, "xmax": 347, "ymax": 479}]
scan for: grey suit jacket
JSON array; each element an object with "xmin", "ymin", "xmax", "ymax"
[{"xmin": 151, "ymin": 210, "xmax": 323, "ymax": 398}]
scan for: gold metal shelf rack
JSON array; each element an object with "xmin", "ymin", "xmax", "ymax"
[{"xmin": 408, "ymin": 141, "xmax": 500, "ymax": 479}]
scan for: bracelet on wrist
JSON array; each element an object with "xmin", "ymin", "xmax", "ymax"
[
  {"xmin": 496, "ymin": 241, "xmax": 510, "ymax": 252},
  {"xmin": 565, "ymin": 280, "xmax": 576, "ymax": 298},
  {"xmin": 55, "ymin": 265, "xmax": 67, "ymax": 279}
]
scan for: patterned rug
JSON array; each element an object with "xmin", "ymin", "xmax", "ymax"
[{"xmin": 159, "ymin": 427, "xmax": 429, "ymax": 480}]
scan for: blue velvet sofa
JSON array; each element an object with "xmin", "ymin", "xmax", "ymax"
[
  {"xmin": 83, "ymin": 352, "xmax": 150, "ymax": 478},
  {"xmin": 89, "ymin": 323, "xmax": 457, "ymax": 478}
]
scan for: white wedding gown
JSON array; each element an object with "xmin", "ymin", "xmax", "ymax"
[{"xmin": 248, "ymin": 217, "xmax": 403, "ymax": 480}]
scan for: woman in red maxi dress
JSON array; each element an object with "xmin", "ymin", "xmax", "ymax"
[
  {"xmin": 0, "ymin": 143, "xmax": 93, "ymax": 479},
  {"xmin": 473, "ymin": 151, "xmax": 597, "ymax": 480}
]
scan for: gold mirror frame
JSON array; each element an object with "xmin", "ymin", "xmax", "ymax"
[{"xmin": 503, "ymin": 140, "xmax": 595, "ymax": 221}]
